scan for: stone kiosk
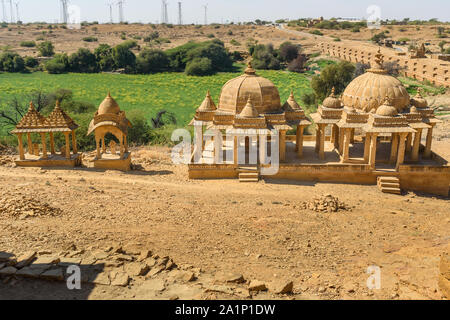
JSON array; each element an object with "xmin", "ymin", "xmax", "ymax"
[
  {"xmin": 11, "ymin": 101, "xmax": 81, "ymax": 167},
  {"xmin": 189, "ymin": 62, "xmax": 310, "ymax": 182},
  {"xmin": 87, "ymin": 93, "xmax": 132, "ymax": 171}
]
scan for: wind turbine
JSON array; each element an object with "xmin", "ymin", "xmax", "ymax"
[
  {"xmin": 107, "ymin": 1, "xmax": 114, "ymax": 23},
  {"xmin": 203, "ymin": 4, "xmax": 208, "ymax": 25},
  {"xmin": 1, "ymin": 0, "xmax": 6, "ymax": 23},
  {"xmin": 117, "ymin": 0, "xmax": 124, "ymax": 23},
  {"xmin": 14, "ymin": 1, "xmax": 18, "ymax": 22},
  {"xmin": 8, "ymin": 0, "xmax": 13, "ymax": 23}
]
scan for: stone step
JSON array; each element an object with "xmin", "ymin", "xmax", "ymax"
[
  {"xmin": 239, "ymin": 178, "xmax": 259, "ymax": 183},
  {"xmin": 239, "ymin": 172, "xmax": 259, "ymax": 178},
  {"xmin": 238, "ymin": 166, "xmax": 258, "ymax": 172},
  {"xmin": 378, "ymin": 177, "xmax": 400, "ymax": 183},
  {"xmin": 380, "ymin": 187, "xmax": 402, "ymax": 195},
  {"xmin": 379, "ymin": 182, "xmax": 400, "ymax": 189}
]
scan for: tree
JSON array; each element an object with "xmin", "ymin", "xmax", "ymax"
[
  {"xmin": 186, "ymin": 40, "xmax": 233, "ymax": 72},
  {"xmin": 136, "ymin": 49, "xmax": 169, "ymax": 73},
  {"xmin": 112, "ymin": 42, "xmax": 136, "ymax": 71},
  {"xmin": 94, "ymin": 44, "xmax": 114, "ymax": 71},
  {"xmin": 354, "ymin": 62, "xmax": 370, "ymax": 78},
  {"xmin": 311, "ymin": 61, "xmax": 355, "ymax": 101},
  {"xmin": 69, "ymin": 48, "xmax": 98, "ymax": 73},
  {"xmin": 279, "ymin": 42, "xmax": 299, "ymax": 63},
  {"xmin": 37, "ymin": 41, "xmax": 55, "ymax": 57}
]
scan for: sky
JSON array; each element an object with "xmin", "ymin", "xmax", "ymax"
[{"xmin": 5, "ymin": 0, "xmax": 450, "ymax": 24}]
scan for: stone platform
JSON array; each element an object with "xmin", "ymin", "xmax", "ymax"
[
  {"xmin": 15, "ymin": 154, "xmax": 82, "ymax": 168},
  {"xmin": 93, "ymin": 152, "xmax": 131, "ymax": 172}
]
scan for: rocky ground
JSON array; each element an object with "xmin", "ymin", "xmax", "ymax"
[{"xmin": 0, "ymin": 118, "xmax": 449, "ymax": 300}]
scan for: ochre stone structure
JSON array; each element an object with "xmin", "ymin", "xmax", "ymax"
[
  {"xmin": 188, "ymin": 58, "xmax": 450, "ymax": 197},
  {"xmin": 87, "ymin": 93, "xmax": 132, "ymax": 171},
  {"xmin": 318, "ymin": 41, "xmax": 450, "ymax": 88},
  {"xmin": 11, "ymin": 101, "xmax": 81, "ymax": 167}
]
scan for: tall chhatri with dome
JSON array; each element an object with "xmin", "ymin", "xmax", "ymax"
[
  {"xmin": 188, "ymin": 56, "xmax": 449, "ymax": 197},
  {"xmin": 88, "ymin": 93, "xmax": 133, "ymax": 171}
]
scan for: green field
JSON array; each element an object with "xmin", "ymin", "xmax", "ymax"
[{"xmin": 0, "ymin": 69, "xmax": 314, "ymax": 129}]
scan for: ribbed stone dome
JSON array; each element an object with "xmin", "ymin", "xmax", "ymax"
[
  {"xmin": 342, "ymin": 50, "xmax": 410, "ymax": 113},
  {"xmin": 98, "ymin": 92, "xmax": 121, "ymax": 115},
  {"xmin": 218, "ymin": 62, "xmax": 281, "ymax": 115}
]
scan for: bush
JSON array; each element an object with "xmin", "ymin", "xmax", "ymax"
[
  {"xmin": 136, "ymin": 49, "xmax": 169, "ymax": 73},
  {"xmin": 0, "ymin": 52, "xmax": 25, "ymax": 72},
  {"xmin": 251, "ymin": 44, "xmax": 281, "ymax": 70},
  {"xmin": 126, "ymin": 109, "xmax": 153, "ymax": 145},
  {"xmin": 301, "ymin": 92, "xmax": 316, "ymax": 106},
  {"xmin": 37, "ymin": 41, "xmax": 55, "ymax": 57},
  {"xmin": 287, "ymin": 54, "xmax": 308, "ymax": 73},
  {"xmin": 20, "ymin": 41, "xmax": 36, "ymax": 47},
  {"xmin": 24, "ymin": 56, "xmax": 39, "ymax": 68},
  {"xmin": 309, "ymin": 30, "xmax": 324, "ymax": 36},
  {"xmin": 144, "ymin": 31, "xmax": 159, "ymax": 42},
  {"xmin": 185, "ymin": 57, "xmax": 213, "ymax": 76},
  {"xmin": 44, "ymin": 54, "xmax": 69, "ymax": 74},
  {"xmin": 44, "ymin": 60, "xmax": 67, "ymax": 74},
  {"xmin": 230, "ymin": 39, "xmax": 241, "ymax": 46},
  {"xmin": 69, "ymin": 48, "xmax": 98, "ymax": 73},
  {"xmin": 82, "ymin": 36, "xmax": 98, "ymax": 42}
]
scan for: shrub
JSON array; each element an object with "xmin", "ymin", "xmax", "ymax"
[
  {"xmin": 287, "ymin": 54, "xmax": 308, "ymax": 73},
  {"xmin": 136, "ymin": 49, "xmax": 169, "ymax": 73},
  {"xmin": 44, "ymin": 54, "xmax": 69, "ymax": 74},
  {"xmin": 0, "ymin": 52, "xmax": 25, "ymax": 72},
  {"xmin": 186, "ymin": 40, "xmax": 233, "ymax": 72},
  {"xmin": 251, "ymin": 44, "xmax": 281, "ymax": 70},
  {"xmin": 82, "ymin": 36, "xmax": 98, "ymax": 42},
  {"xmin": 37, "ymin": 41, "xmax": 55, "ymax": 57},
  {"xmin": 20, "ymin": 41, "xmax": 36, "ymax": 47},
  {"xmin": 185, "ymin": 57, "xmax": 213, "ymax": 76},
  {"xmin": 207, "ymin": 34, "xmax": 215, "ymax": 38},
  {"xmin": 144, "ymin": 31, "xmax": 159, "ymax": 42},
  {"xmin": 24, "ymin": 56, "xmax": 39, "ymax": 68},
  {"xmin": 69, "ymin": 48, "xmax": 98, "ymax": 73},
  {"xmin": 301, "ymin": 92, "xmax": 316, "ymax": 106},
  {"xmin": 230, "ymin": 39, "xmax": 241, "ymax": 46},
  {"xmin": 309, "ymin": 30, "xmax": 324, "ymax": 36}
]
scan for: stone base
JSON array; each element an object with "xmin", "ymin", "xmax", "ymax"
[
  {"xmin": 15, "ymin": 154, "xmax": 81, "ymax": 168},
  {"xmin": 93, "ymin": 152, "xmax": 131, "ymax": 172}
]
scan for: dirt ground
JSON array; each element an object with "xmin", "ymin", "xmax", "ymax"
[{"xmin": 0, "ymin": 117, "xmax": 449, "ymax": 300}]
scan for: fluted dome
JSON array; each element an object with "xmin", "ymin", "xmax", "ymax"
[
  {"xmin": 218, "ymin": 62, "xmax": 281, "ymax": 115},
  {"xmin": 322, "ymin": 87, "xmax": 342, "ymax": 109},
  {"xmin": 98, "ymin": 92, "xmax": 120, "ymax": 115},
  {"xmin": 342, "ymin": 50, "xmax": 410, "ymax": 113},
  {"xmin": 376, "ymin": 97, "xmax": 398, "ymax": 117}
]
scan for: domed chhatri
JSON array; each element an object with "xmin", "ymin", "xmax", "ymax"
[
  {"xmin": 218, "ymin": 61, "xmax": 282, "ymax": 115},
  {"xmin": 98, "ymin": 92, "xmax": 121, "ymax": 115},
  {"xmin": 88, "ymin": 93, "xmax": 132, "ymax": 171},
  {"xmin": 189, "ymin": 60, "xmax": 311, "ymax": 167},
  {"xmin": 322, "ymin": 87, "xmax": 342, "ymax": 109},
  {"xmin": 342, "ymin": 49, "xmax": 410, "ymax": 113}
]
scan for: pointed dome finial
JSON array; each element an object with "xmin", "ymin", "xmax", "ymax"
[
  {"xmin": 244, "ymin": 60, "xmax": 256, "ymax": 75},
  {"xmin": 29, "ymin": 101, "xmax": 36, "ymax": 111},
  {"xmin": 330, "ymin": 87, "xmax": 336, "ymax": 97},
  {"xmin": 55, "ymin": 100, "xmax": 61, "ymax": 109}
]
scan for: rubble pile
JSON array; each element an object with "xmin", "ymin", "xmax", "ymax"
[
  {"xmin": 0, "ymin": 194, "xmax": 63, "ymax": 219},
  {"xmin": 0, "ymin": 144, "xmax": 14, "ymax": 166},
  {"xmin": 300, "ymin": 194, "xmax": 352, "ymax": 213},
  {"xmin": 0, "ymin": 245, "xmax": 295, "ymax": 299}
]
